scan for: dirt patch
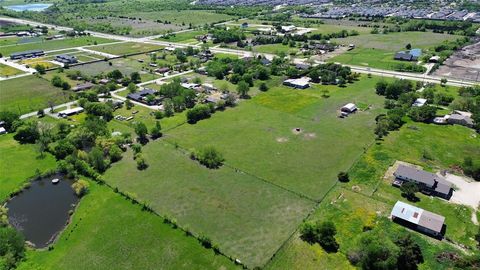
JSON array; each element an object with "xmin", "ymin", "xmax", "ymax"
[
  {"xmin": 444, "ymin": 173, "xmax": 480, "ymax": 211},
  {"xmin": 291, "ymin": 128, "xmax": 303, "ymax": 135},
  {"xmin": 303, "ymin": 133, "xmax": 317, "ymax": 140},
  {"xmin": 433, "ymin": 40, "xmax": 480, "ymax": 82},
  {"xmin": 351, "ymin": 185, "xmax": 362, "ymax": 192},
  {"xmin": 276, "ymin": 137, "xmax": 288, "ymax": 143}
]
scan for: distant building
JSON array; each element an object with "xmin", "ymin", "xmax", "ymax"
[
  {"xmin": 0, "ymin": 127, "xmax": 6, "ymax": 135},
  {"xmin": 283, "ymin": 77, "xmax": 311, "ymax": 89},
  {"xmin": 429, "ymin": 56, "xmax": 441, "ymax": 63},
  {"xmin": 393, "ymin": 164, "xmax": 453, "ymax": 199},
  {"xmin": 281, "ymin": 25, "xmax": 297, "ymax": 33},
  {"xmin": 98, "ymin": 78, "xmax": 110, "ymax": 85},
  {"xmin": 10, "ymin": 50, "xmax": 45, "ymax": 60},
  {"xmin": 127, "ymin": 88, "xmax": 158, "ymax": 105},
  {"xmin": 55, "ymin": 54, "xmax": 78, "ymax": 64},
  {"xmin": 412, "ymin": 98, "xmax": 427, "ymax": 107},
  {"xmin": 295, "ymin": 63, "xmax": 311, "ymax": 70},
  {"xmin": 341, "ymin": 103, "xmax": 358, "ymax": 114},
  {"xmin": 394, "ymin": 49, "xmax": 422, "ymax": 62},
  {"xmin": 155, "ymin": 67, "xmax": 170, "ymax": 74},
  {"xmin": 72, "ymin": 82, "xmax": 95, "ymax": 92},
  {"xmin": 391, "ymin": 201, "xmax": 445, "ymax": 238},
  {"xmin": 181, "ymin": 83, "xmax": 200, "ymax": 90},
  {"xmin": 58, "ymin": 107, "xmax": 84, "ymax": 118},
  {"xmin": 447, "ymin": 112, "xmax": 474, "ymax": 128}
]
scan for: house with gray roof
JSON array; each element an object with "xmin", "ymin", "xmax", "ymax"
[
  {"xmin": 391, "ymin": 201, "xmax": 445, "ymax": 238},
  {"xmin": 393, "ymin": 164, "xmax": 453, "ymax": 199}
]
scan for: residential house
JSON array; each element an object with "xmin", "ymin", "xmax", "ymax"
[
  {"xmin": 283, "ymin": 77, "xmax": 311, "ymax": 89},
  {"xmin": 127, "ymin": 88, "xmax": 158, "ymax": 105},
  {"xmin": 58, "ymin": 107, "xmax": 84, "ymax": 118},
  {"xmin": 393, "ymin": 164, "xmax": 453, "ymax": 199},
  {"xmin": 55, "ymin": 54, "xmax": 78, "ymax": 64},
  {"xmin": 72, "ymin": 82, "xmax": 95, "ymax": 92},
  {"xmin": 391, "ymin": 201, "xmax": 445, "ymax": 238},
  {"xmin": 447, "ymin": 112, "xmax": 474, "ymax": 128},
  {"xmin": 10, "ymin": 50, "xmax": 45, "ymax": 60}
]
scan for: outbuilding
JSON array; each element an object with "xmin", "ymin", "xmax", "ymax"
[
  {"xmin": 341, "ymin": 103, "xmax": 358, "ymax": 113},
  {"xmin": 58, "ymin": 107, "xmax": 84, "ymax": 118},
  {"xmin": 391, "ymin": 201, "xmax": 445, "ymax": 238},
  {"xmin": 283, "ymin": 77, "xmax": 311, "ymax": 89}
]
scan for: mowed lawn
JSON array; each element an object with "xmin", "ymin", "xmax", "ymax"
[
  {"xmin": 0, "ymin": 75, "xmax": 71, "ymax": 114},
  {"xmin": 0, "ymin": 36, "xmax": 114, "ymax": 56},
  {"xmin": 103, "ymin": 142, "xmax": 315, "ymax": 268},
  {"xmin": 18, "ymin": 182, "xmax": 239, "ymax": 270},
  {"xmin": 156, "ymin": 30, "xmax": 208, "ymax": 43},
  {"xmin": 332, "ymin": 31, "xmax": 462, "ymax": 51},
  {"xmin": 0, "ymin": 63, "xmax": 24, "ymax": 77},
  {"xmin": 265, "ymin": 188, "xmax": 461, "ymax": 270},
  {"xmin": 0, "ymin": 134, "xmax": 57, "ymax": 202},
  {"xmin": 329, "ymin": 48, "xmax": 404, "ymax": 70},
  {"xmin": 166, "ymin": 76, "xmax": 385, "ymax": 200},
  {"xmin": 87, "ymin": 42, "xmax": 164, "ymax": 55}
]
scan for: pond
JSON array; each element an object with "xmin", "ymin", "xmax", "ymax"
[
  {"xmin": 7, "ymin": 175, "xmax": 78, "ymax": 248},
  {"xmin": 4, "ymin": 3, "xmax": 53, "ymax": 12}
]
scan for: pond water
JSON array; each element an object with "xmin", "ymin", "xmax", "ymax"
[
  {"xmin": 4, "ymin": 3, "xmax": 52, "ymax": 12},
  {"xmin": 7, "ymin": 175, "xmax": 78, "ymax": 248}
]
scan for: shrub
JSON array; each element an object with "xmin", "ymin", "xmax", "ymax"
[
  {"xmin": 300, "ymin": 221, "xmax": 339, "ymax": 253},
  {"xmin": 337, "ymin": 171, "xmax": 350, "ymax": 182},
  {"xmin": 136, "ymin": 154, "xmax": 148, "ymax": 170},
  {"xmin": 186, "ymin": 104, "xmax": 212, "ymax": 124},
  {"xmin": 192, "ymin": 146, "xmax": 224, "ymax": 169},
  {"xmin": 71, "ymin": 179, "xmax": 90, "ymax": 197}
]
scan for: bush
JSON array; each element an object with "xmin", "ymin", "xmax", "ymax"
[
  {"xmin": 136, "ymin": 154, "xmax": 148, "ymax": 170},
  {"xmin": 198, "ymin": 235, "xmax": 212, "ymax": 249},
  {"xmin": 186, "ymin": 104, "xmax": 212, "ymax": 124},
  {"xmin": 337, "ymin": 171, "xmax": 349, "ymax": 182},
  {"xmin": 71, "ymin": 179, "xmax": 90, "ymax": 197},
  {"xmin": 300, "ymin": 221, "xmax": 339, "ymax": 253},
  {"xmin": 192, "ymin": 146, "xmax": 224, "ymax": 169}
]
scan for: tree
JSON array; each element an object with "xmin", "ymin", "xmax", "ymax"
[
  {"xmin": 51, "ymin": 75, "xmax": 63, "ymax": 87},
  {"xmin": 186, "ymin": 104, "xmax": 212, "ymax": 124},
  {"xmin": 395, "ymin": 234, "xmax": 424, "ymax": 270},
  {"xmin": 37, "ymin": 109, "xmax": 45, "ymax": 118},
  {"xmin": 88, "ymin": 147, "xmax": 107, "ymax": 173},
  {"xmin": 54, "ymin": 139, "xmax": 76, "ymax": 159},
  {"xmin": 237, "ymin": 80, "xmax": 250, "ymax": 98},
  {"xmin": 337, "ymin": 172, "xmax": 349, "ymax": 182},
  {"xmin": 375, "ymin": 116, "xmax": 390, "ymax": 139},
  {"xmin": 150, "ymin": 121, "xmax": 162, "ymax": 139},
  {"xmin": 135, "ymin": 154, "xmax": 148, "ymax": 170},
  {"xmin": 348, "ymin": 232, "xmax": 399, "ymax": 270},
  {"xmin": 109, "ymin": 144, "xmax": 123, "ymax": 162},
  {"xmin": 107, "ymin": 69, "xmax": 123, "ymax": 80},
  {"xmin": 125, "ymin": 99, "xmax": 134, "ymax": 110},
  {"xmin": 193, "ymin": 146, "xmax": 224, "ymax": 169},
  {"xmin": 0, "ymin": 226, "xmax": 25, "ymax": 269},
  {"xmin": 0, "ymin": 111, "xmax": 20, "ymax": 132},
  {"xmin": 440, "ymin": 78, "xmax": 447, "ymax": 86},
  {"xmin": 259, "ymin": 82, "xmax": 268, "ymax": 92},
  {"xmin": 14, "ymin": 121, "xmax": 39, "ymax": 144},
  {"xmin": 34, "ymin": 64, "xmax": 46, "ymax": 74},
  {"xmin": 409, "ymin": 106, "xmax": 437, "ymax": 122},
  {"xmin": 127, "ymin": 82, "xmax": 137, "ymax": 93},
  {"xmin": 130, "ymin": 72, "xmax": 141, "ymax": 83},
  {"xmin": 406, "ymin": 43, "xmax": 412, "ymax": 50},
  {"xmin": 300, "ymin": 221, "xmax": 339, "ymax": 253},
  {"xmin": 71, "ymin": 179, "xmax": 89, "ymax": 197},
  {"xmin": 376, "ymin": 80, "xmax": 389, "ymax": 95},
  {"xmin": 134, "ymin": 122, "xmax": 148, "ymax": 143},
  {"xmin": 400, "ymin": 182, "xmax": 420, "ymax": 202}
]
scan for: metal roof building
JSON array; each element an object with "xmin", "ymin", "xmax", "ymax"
[{"xmin": 391, "ymin": 201, "xmax": 445, "ymax": 237}]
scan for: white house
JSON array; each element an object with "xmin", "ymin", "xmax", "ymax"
[
  {"xmin": 281, "ymin": 25, "xmax": 297, "ymax": 33},
  {"xmin": 283, "ymin": 77, "xmax": 311, "ymax": 89},
  {"xmin": 413, "ymin": 98, "xmax": 427, "ymax": 107}
]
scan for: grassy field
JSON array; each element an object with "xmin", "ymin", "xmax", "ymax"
[
  {"xmin": 0, "ymin": 36, "xmax": 114, "ymax": 56},
  {"xmin": 265, "ymin": 188, "xmax": 461, "ymax": 270},
  {"xmin": 17, "ymin": 182, "xmax": 240, "ymax": 270},
  {"xmin": 156, "ymin": 30, "xmax": 207, "ymax": 43},
  {"xmin": 103, "ymin": 142, "xmax": 315, "ymax": 268},
  {"xmin": 128, "ymin": 10, "xmax": 235, "ymax": 26},
  {"xmin": 0, "ymin": 63, "xmax": 24, "ymax": 77},
  {"xmin": 88, "ymin": 42, "xmax": 164, "ymax": 55},
  {"xmin": 329, "ymin": 48, "xmax": 406, "ymax": 70},
  {"xmin": 0, "ymin": 75, "xmax": 71, "ymax": 114},
  {"xmin": 253, "ymin": 44, "xmax": 299, "ymax": 55},
  {"xmin": 0, "ymin": 134, "xmax": 57, "ymax": 202},
  {"xmin": 71, "ymin": 57, "xmax": 160, "ymax": 81},
  {"xmin": 166, "ymin": 76, "xmax": 385, "ymax": 200},
  {"xmin": 332, "ymin": 32, "xmax": 462, "ymax": 51}
]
